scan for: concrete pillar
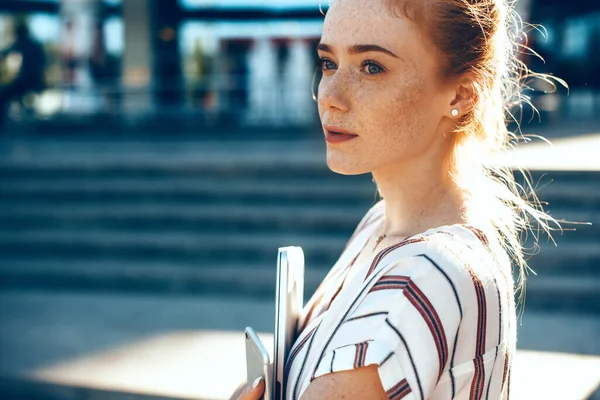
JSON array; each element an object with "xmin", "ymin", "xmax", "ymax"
[
  {"xmin": 246, "ymin": 38, "xmax": 279, "ymax": 125},
  {"xmin": 60, "ymin": 0, "xmax": 103, "ymax": 113},
  {"xmin": 121, "ymin": 0, "xmax": 154, "ymax": 114},
  {"xmin": 283, "ymin": 39, "xmax": 314, "ymax": 125}
]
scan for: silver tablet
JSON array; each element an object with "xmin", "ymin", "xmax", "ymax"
[{"xmin": 273, "ymin": 246, "xmax": 305, "ymax": 400}]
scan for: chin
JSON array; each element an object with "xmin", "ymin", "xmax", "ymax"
[{"xmin": 325, "ymin": 149, "xmax": 369, "ymax": 176}]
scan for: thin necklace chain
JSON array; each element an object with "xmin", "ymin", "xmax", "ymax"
[
  {"xmin": 344, "ymin": 218, "xmax": 387, "ymax": 274},
  {"xmin": 372, "ymin": 218, "xmax": 388, "ymax": 251},
  {"xmin": 373, "ymin": 232, "xmax": 387, "ymax": 251}
]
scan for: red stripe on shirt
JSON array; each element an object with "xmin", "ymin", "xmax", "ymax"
[
  {"xmin": 470, "ymin": 355, "xmax": 485, "ymax": 400},
  {"xmin": 364, "ymin": 237, "xmax": 427, "ymax": 280},
  {"xmin": 353, "ymin": 341, "xmax": 369, "ymax": 368},
  {"xmin": 502, "ymin": 348, "xmax": 510, "ymax": 393},
  {"xmin": 368, "ymin": 276, "xmax": 410, "ymax": 293},
  {"xmin": 387, "ymin": 379, "xmax": 412, "ymax": 400},
  {"xmin": 466, "ymin": 262, "xmax": 487, "ymax": 400},
  {"xmin": 367, "ymin": 275, "xmax": 449, "ymax": 380},
  {"xmin": 464, "ymin": 225, "xmax": 490, "ymax": 247},
  {"xmin": 404, "ymin": 280, "xmax": 449, "ymax": 380}
]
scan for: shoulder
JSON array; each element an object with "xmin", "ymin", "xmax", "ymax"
[
  {"xmin": 389, "ymin": 224, "xmax": 510, "ymax": 294},
  {"xmin": 358, "ymin": 224, "xmax": 511, "ymax": 333},
  {"xmin": 373, "ymin": 225, "xmax": 514, "ymax": 352}
]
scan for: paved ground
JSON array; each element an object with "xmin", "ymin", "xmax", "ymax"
[{"xmin": 0, "ymin": 290, "xmax": 598, "ymax": 399}]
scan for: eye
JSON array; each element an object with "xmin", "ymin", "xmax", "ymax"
[
  {"xmin": 362, "ymin": 61, "xmax": 385, "ymax": 75},
  {"xmin": 319, "ymin": 57, "xmax": 336, "ymax": 71}
]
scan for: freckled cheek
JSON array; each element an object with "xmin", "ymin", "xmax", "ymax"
[
  {"xmin": 396, "ymin": 87, "xmax": 428, "ymax": 136},
  {"xmin": 361, "ymin": 85, "xmax": 421, "ymax": 129},
  {"xmin": 358, "ymin": 90, "xmax": 431, "ymax": 159}
]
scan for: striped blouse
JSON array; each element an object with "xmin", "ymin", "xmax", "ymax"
[{"xmin": 284, "ymin": 201, "xmax": 516, "ymax": 400}]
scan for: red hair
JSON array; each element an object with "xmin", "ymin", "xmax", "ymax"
[{"xmin": 383, "ymin": 0, "xmax": 568, "ymax": 305}]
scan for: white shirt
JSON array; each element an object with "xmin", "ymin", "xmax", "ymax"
[{"xmin": 284, "ymin": 201, "xmax": 516, "ymax": 400}]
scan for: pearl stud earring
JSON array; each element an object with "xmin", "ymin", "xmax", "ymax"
[{"xmin": 451, "ymin": 109, "xmax": 459, "ymax": 117}]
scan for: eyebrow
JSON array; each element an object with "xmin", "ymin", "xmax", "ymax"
[{"xmin": 317, "ymin": 43, "xmax": 400, "ymax": 59}]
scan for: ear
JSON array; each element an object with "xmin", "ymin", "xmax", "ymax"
[{"xmin": 447, "ymin": 74, "xmax": 477, "ymax": 118}]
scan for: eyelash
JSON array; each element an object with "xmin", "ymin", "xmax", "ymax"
[{"xmin": 318, "ymin": 57, "xmax": 385, "ymax": 75}]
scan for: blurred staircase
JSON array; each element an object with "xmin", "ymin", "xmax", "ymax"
[{"xmin": 0, "ymin": 138, "xmax": 598, "ymax": 312}]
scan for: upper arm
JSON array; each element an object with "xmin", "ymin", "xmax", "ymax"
[{"xmin": 300, "ymin": 365, "xmax": 388, "ymax": 400}]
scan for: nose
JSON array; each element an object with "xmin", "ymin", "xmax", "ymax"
[{"xmin": 318, "ymin": 70, "xmax": 350, "ymax": 113}]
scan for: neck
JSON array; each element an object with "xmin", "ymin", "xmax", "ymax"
[{"xmin": 372, "ymin": 156, "xmax": 469, "ymax": 238}]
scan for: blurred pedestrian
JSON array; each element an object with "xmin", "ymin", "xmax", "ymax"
[
  {"xmin": 88, "ymin": 20, "xmax": 119, "ymax": 112},
  {"xmin": 60, "ymin": 19, "xmax": 77, "ymax": 87},
  {"xmin": 232, "ymin": 0, "xmax": 564, "ymax": 399},
  {"xmin": 0, "ymin": 20, "xmax": 46, "ymax": 131},
  {"xmin": 89, "ymin": 21, "xmax": 108, "ymax": 86}
]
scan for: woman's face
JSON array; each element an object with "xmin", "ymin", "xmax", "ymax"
[{"xmin": 317, "ymin": 0, "xmax": 453, "ymax": 175}]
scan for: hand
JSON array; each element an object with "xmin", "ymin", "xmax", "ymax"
[{"xmin": 234, "ymin": 377, "xmax": 265, "ymax": 400}]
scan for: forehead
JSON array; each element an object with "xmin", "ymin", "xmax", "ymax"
[{"xmin": 321, "ymin": 0, "xmax": 414, "ymax": 49}]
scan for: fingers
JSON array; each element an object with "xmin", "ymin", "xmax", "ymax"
[{"xmin": 239, "ymin": 377, "xmax": 265, "ymax": 400}]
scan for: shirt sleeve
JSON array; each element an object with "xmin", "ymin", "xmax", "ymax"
[{"xmin": 310, "ymin": 254, "xmax": 465, "ymax": 400}]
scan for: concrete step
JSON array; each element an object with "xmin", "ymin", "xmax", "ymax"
[
  {"xmin": 0, "ymin": 204, "xmax": 596, "ymax": 241},
  {"xmin": 0, "ymin": 260, "xmax": 328, "ymax": 299},
  {"xmin": 0, "ymin": 138, "xmax": 598, "ymax": 317},
  {"xmin": 1, "ymin": 164, "xmax": 597, "ymax": 182},
  {"xmin": 0, "ymin": 224, "xmax": 597, "ymax": 258},
  {"xmin": 0, "ymin": 256, "xmax": 598, "ymax": 312},
  {"xmin": 0, "ymin": 203, "xmax": 367, "ymax": 236},
  {"xmin": 526, "ymin": 241, "xmax": 600, "ymax": 276},
  {"xmin": 0, "ymin": 154, "xmax": 329, "ymax": 182},
  {"xmin": 1, "ymin": 173, "xmax": 598, "ymax": 210},
  {"xmin": 0, "ymin": 140, "xmax": 598, "ymax": 181},
  {"xmin": 0, "ymin": 230, "xmax": 597, "ymax": 273},
  {"xmin": 0, "ymin": 201, "xmax": 371, "ymax": 223},
  {"xmin": 532, "ymin": 180, "xmax": 600, "ymax": 211},
  {"xmin": 0, "ymin": 163, "xmax": 332, "ymax": 181},
  {"xmin": 0, "ymin": 177, "xmax": 376, "ymax": 207},
  {"xmin": 521, "ymin": 275, "xmax": 600, "ymax": 313},
  {"xmin": 0, "ymin": 230, "xmax": 348, "ymax": 266},
  {"xmin": 0, "ymin": 139, "xmax": 325, "ymax": 169}
]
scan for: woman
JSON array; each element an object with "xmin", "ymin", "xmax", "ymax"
[{"xmin": 236, "ymin": 0, "xmax": 559, "ymax": 398}]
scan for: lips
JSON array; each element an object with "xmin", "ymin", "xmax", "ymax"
[
  {"xmin": 323, "ymin": 125, "xmax": 359, "ymax": 144},
  {"xmin": 323, "ymin": 125, "xmax": 358, "ymax": 136}
]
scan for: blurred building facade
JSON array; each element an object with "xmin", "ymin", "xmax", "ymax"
[
  {"xmin": 0, "ymin": 0, "xmax": 598, "ymax": 130},
  {"xmin": 526, "ymin": 0, "xmax": 600, "ymax": 125},
  {"xmin": 0, "ymin": 0, "xmax": 324, "ymax": 128}
]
